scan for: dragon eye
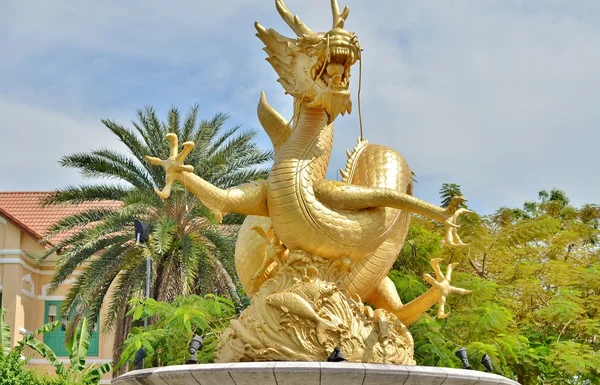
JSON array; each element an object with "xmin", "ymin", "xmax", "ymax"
[{"xmin": 306, "ymin": 47, "xmax": 316, "ymax": 55}]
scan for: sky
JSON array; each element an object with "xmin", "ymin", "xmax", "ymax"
[{"xmin": 1, "ymin": 0, "xmax": 599, "ymax": 215}]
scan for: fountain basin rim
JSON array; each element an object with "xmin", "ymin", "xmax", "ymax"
[{"xmin": 112, "ymin": 361, "xmax": 520, "ymax": 384}]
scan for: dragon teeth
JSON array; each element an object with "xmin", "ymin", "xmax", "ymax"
[{"xmin": 328, "ymin": 46, "xmax": 351, "ymax": 60}]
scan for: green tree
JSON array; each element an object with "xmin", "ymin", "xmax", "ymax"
[
  {"xmin": 115, "ymin": 294, "xmax": 235, "ymax": 370},
  {"xmin": 38, "ymin": 106, "xmax": 273, "ymax": 372},
  {"xmin": 389, "ymin": 185, "xmax": 600, "ymax": 384}
]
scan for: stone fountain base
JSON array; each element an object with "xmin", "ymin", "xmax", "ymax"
[{"xmin": 112, "ymin": 362, "xmax": 520, "ymax": 385}]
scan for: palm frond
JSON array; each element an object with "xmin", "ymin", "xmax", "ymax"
[
  {"xmin": 48, "ymin": 235, "xmax": 127, "ymax": 296},
  {"xmin": 152, "ymin": 216, "xmax": 177, "ymax": 254},
  {"xmin": 44, "ymin": 208, "xmax": 116, "ymax": 239},
  {"xmin": 181, "ymin": 104, "xmax": 199, "ymax": 142},
  {"xmin": 101, "ymin": 119, "xmax": 153, "ymax": 168},
  {"xmin": 167, "ymin": 107, "xmax": 181, "ymax": 138},
  {"xmin": 92, "ymin": 148, "xmax": 153, "ymax": 188},
  {"xmin": 102, "ymin": 255, "xmax": 148, "ymax": 335},
  {"xmin": 42, "ymin": 185, "xmax": 129, "ymax": 206},
  {"xmin": 60, "ymin": 152, "xmax": 149, "ymax": 189}
]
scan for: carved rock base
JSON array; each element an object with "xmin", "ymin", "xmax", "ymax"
[{"xmin": 215, "ymin": 251, "xmax": 416, "ymax": 365}]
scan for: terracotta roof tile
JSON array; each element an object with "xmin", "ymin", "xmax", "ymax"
[{"xmin": 0, "ymin": 192, "xmax": 121, "ymax": 246}]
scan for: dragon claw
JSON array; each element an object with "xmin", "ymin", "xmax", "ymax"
[
  {"xmin": 146, "ymin": 134, "xmax": 195, "ymax": 200},
  {"xmin": 445, "ymin": 222, "xmax": 469, "ymax": 247},
  {"xmin": 430, "ymin": 258, "xmax": 443, "ymax": 265},
  {"xmin": 441, "ymin": 196, "xmax": 475, "ymax": 247},
  {"xmin": 154, "ymin": 187, "xmax": 170, "ymax": 199},
  {"xmin": 445, "ymin": 221, "xmax": 461, "ymax": 229},
  {"xmin": 178, "ymin": 142, "xmax": 195, "ymax": 162},
  {"xmin": 145, "ymin": 155, "xmax": 163, "ymax": 166},
  {"xmin": 437, "ymin": 311, "xmax": 450, "ymax": 319},
  {"xmin": 423, "ymin": 273, "xmax": 437, "ymax": 286},
  {"xmin": 182, "ymin": 165, "xmax": 195, "ymax": 173},
  {"xmin": 424, "ymin": 259, "xmax": 472, "ymax": 320}
]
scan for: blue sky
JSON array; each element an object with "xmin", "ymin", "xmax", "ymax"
[{"xmin": 1, "ymin": 0, "xmax": 599, "ymax": 215}]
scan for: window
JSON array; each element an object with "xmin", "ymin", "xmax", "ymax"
[{"xmin": 43, "ymin": 301, "xmax": 99, "ymax": 357}]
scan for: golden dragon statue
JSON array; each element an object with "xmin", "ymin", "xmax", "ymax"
[{"xmin": 147, "ymin": 0, "xmax": 473, "ymax": 364}]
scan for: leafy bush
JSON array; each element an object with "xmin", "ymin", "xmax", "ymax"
[
  {"xmin": 0, "ymin": 350, "xmax": 39, "ymax": 385},
  {"xmin": 116, "ymin": 294, "xmax": 235, "ymax": 369},
  {"xmin": 1, "ymin": 308, "xmax": 109, "ymax": 385},
  {"xmin": 0, "ymin": 350, "xmax": 74, "ymax": 385}
]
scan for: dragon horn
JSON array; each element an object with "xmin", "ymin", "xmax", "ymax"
[
  {"xmin": 275, "ymin": 0, "xmax": 315, "ymax": 37},
  {"xmin": 331, "ymin": 0, "xmax": 350, "ymax": 29}
]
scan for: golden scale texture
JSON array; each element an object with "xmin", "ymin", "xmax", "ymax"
[{"xmin": 146, "ymin": 0, "xmax": 474, "ymax": 364}]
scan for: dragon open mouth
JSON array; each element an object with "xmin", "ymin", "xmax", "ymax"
[{"xmin": 311, "ymin": 45, "xmax": 355, "ymax": 91}]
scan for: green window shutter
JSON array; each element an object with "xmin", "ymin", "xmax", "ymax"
[
  {"xmin": 44, "ymin": 301, "xmax": 68, "ymax": 357},
  {"xmin": 88, "ymin": 315, "xmax": 99, "ymax": 357},
  {"xmin": 43, "ymin": 301, "xmax": 100, "ymax": 357}
]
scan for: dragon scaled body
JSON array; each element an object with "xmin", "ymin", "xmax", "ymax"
[{"xmin": 147, "ymin": 0, "xmax": 474, "ymax": 363}]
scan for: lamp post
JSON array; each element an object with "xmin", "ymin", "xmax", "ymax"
[
  {"xmin": 133, "ymin": 219, "xmax": 151, "ymax": 369},
  {"xmin": 134, "ymin": 219, "xmax": 151, "ymax": 326}
]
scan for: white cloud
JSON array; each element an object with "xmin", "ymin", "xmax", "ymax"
[
  {"xmin": 1, "ymin": 0, "xmax": 599, "ymax": 213},
  {"xmin": 0, "ymin": 99, "xmax": 128, "ymax": 190},
  {"xmin": 329, "ymin": 0, "xmax": 600, "ymax": 211}
]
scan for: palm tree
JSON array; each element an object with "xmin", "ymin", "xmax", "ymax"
[
  {"xmin": 439, "ymin": 182, "xmax": 465, "ymax": 209},
  {"xmin": 39, "ymin": 105, "xmax": 273, "ymax": 372}
]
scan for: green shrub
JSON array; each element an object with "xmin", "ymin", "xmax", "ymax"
[{"xmin": 0, "ymin": 350, "xmax": 69, "ymax": 385}]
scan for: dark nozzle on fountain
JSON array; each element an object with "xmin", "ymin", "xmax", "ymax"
[
  {"xmin": 186, "ymin": 334, "xmax": 204, "ymax": 364},
  {"xmin": 327, "ymin": 346, "xmax": 347, "ymax": 362},
  {"xmin": 481, "ymin": 354, "xmax": 493, "ymax": 372},
  {"xmin": 133, "ymin": 348, "xmax": 147, "ymax": 370},
  {"xmin": 455, "ymin": 347, "xmax": 472, "ymax": 369}
]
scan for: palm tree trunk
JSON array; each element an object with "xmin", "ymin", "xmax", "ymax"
[
  {"xmin": 112, "ymin": 307, "xmax": 132, "ymax": 378},
  {"xmin": 210, "ymin": 256, "xmax": 241, "ymax": 307}
]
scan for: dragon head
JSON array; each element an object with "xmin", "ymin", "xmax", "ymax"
[{"xmin": 255, "ymin": 0, "xmax": 360, "ymax": 120}]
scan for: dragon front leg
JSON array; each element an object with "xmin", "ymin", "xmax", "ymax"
[
  {"xmin": 314, "ymin": 180, "xmax": 474, "ymax": 246},
  {"xmin": 146, "ymin": 133, "xmax": 269, "ymax": 221},
  {"xmin": 366, "ymin": 259, "xmax": 471, "ymax": 326}
]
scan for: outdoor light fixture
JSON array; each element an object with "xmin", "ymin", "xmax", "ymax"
[
  {"xmin": 134, "ymin": 219, "xmax": 150, "ymax": 244},
  {"xmin": 327, "ymin": 346, "xmax": 347, "ymax": 362},
  {"xmin": 186, "ymin": 334, "xmax": 204, "ymax": 364},
  {"xmin": 455, "ymin": 347, "xmax": 472, "ymax": 369},
  {"xmin": 133, "ymin": 348, "xmax": 147, "ymax": 370},
  {"xmin": 481, "ymin": 354, "xmax": 493, "ymax": 372}
]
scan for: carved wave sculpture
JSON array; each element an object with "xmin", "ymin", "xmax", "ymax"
[{"xmin": 215, "ymin": 250, "xmax": 415, "ymax": 364}]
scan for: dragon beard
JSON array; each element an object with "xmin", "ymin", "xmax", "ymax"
[{"xmin": 307, "ymin": 89, "xmax": 352, "ymax": 121}]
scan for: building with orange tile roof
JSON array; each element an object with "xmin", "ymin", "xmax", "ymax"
[{"xmin": 0, "ymin": 191, "xmax": 121, "ymax": 384}]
